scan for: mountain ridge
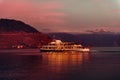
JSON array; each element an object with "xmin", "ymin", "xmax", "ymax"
[
  {"xmin": 0, "ymin": 18, "xmax": 51, "ymax": 48},
  {"xmin": 47, "ymin": 32, "xmax": 120, "ymax": 47},
  {"xmin": 0, "ymin": 18, "xmax": 38, "ymax": 33}
]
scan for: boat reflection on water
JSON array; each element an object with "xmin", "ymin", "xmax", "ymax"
[
  {"xmin": 0, "ymin": 51, "xmax": 90, "ymax": 80},
  {"xmin": 1, "ymin": 50, "xmax": 120, "ymax": 80},
  {"xmin": 42, "ymin": 51, "xmax": 90, "ymax": 72}
]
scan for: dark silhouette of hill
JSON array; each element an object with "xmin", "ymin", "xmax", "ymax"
[
  {"xmin": 47, "ymin": 33, "xmax": 120, "ymax": 47},
  {"xmin": 0, "ymin": 19, "xmax": 38, "ymax": 33},
  {"xmin": 0, "ymin": 19, "xmax": 51, "ymax": 48},
  {"xmin": 48, "ymin": 32, "xmax": 79, "ymax": 43}
]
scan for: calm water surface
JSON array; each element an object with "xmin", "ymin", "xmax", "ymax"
[{"xmin": 0, "ymin": 49, "xmax": 120, "ymax": 80}]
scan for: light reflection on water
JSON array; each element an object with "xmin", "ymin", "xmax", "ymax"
[
  {"xmin": 42, "ymin": 52, "xmax": 90, "ymax": 73},
  {"xmin": 0, "ymin": 50, "xmax": 120, "ymax": 80}
]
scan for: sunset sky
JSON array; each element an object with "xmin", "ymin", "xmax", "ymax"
[{"xmin": 0, "ymin": 0, "xmax": 120, "ymax": 33}]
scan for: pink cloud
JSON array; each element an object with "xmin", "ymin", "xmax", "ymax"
[
  {"xmin": 38, "ymin": 1, "xmax": 63, "ymax": 10},
  {"xmin": 111, "ymin": 9, "xmax": 120, "ymax": 13},
  {"xmin": 0, "ymin": 1, "xmax": 66, "ymax": 31}
]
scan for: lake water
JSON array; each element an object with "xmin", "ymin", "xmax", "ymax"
[{"xmin": 0, "ymin": 48, "xmax": 120, "ymax": 80}]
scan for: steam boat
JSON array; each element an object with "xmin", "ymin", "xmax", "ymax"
[{"xmin": 40, "ymin": 39, "xmax": 90, "ymax": 52}]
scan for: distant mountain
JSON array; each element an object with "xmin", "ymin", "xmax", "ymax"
[
  {"xmin": 86, "ymin": 29, "xmax": 115, "ymax": 34},
  {"xmin": 0, "ymin": 18, "xmax": 51, "ymax": 48},
  {"xmin": 47, "ymin": 32, "xmax": 120, "ymax": 47},
  {"xmin": 47, "ymin": 32, "xmax": 79, "ymax": 43},
  {"xmin": 0, "ymin": 19, "xmax": 38, "ymax": 33}
]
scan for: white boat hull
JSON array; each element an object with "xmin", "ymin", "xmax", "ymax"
[{"xmin": 40, "ymin": 48, "xmax": 90, "ymax": 52}]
